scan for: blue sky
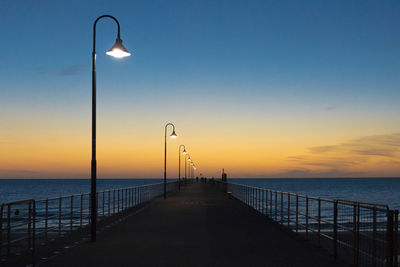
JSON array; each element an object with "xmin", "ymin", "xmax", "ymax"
[{"xmin": 0, "ymin": 0, "xmax": 400, "ymax": 178}]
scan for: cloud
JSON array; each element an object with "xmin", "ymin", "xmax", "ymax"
[
  {"xmin": 57, "ymin": 64, "xmax": 84, "ymax": 76},
  {"xmin": 308, "ymin": 133, "xmax": 400, "ymax": 158},
  {"xmin": 272, "ymin": 168, "xmax": 367, "ymax": 178},
  {"xmin": 281, "ymin": 133, "xmax": 400, "ymax": 177}
]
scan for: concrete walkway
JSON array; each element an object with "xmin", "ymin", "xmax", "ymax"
[{"xmin": 40, "ymin": 183, "xmax": 338, "ymax": 267}]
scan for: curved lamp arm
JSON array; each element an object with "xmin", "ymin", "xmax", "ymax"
[
  {"xmin": 165, "ymin": 123, "xmax": 176, "ymax": 137},
  {"xmin": 93, "ymin": 15, "xmax": 120, "ymax": 53}
]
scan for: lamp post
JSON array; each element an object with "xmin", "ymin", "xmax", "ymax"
[
  {"xmin": 187, "ymin": 156, "xmax": 191, "ymax": 181},
  {"xmin": 164, "ymin": 123, "xmax": 177, "ymax": 199},
  {"xmin": 178, "ymin": 145, "xmax": 186, "ymax": 190},
  {"xmin": 185, "ymin": 153, "xmax": 189, "ymax": 183},
  {"xmin": 91, "ymin": 15, "xmax": 130, "ymax": 242}
]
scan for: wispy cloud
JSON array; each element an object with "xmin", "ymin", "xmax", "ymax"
[
  {"xmin": 308, "ymin": 133, "xmax": 400, "ymax": 158},
  {"xmin": 281, "ymin": 133, "xmax": 400, "ymax": 177},
  {"xmin": 271, "ymin": 168, "xmax": 367, "ymax": 178},
  {"xmin": 57, "ymin": 64, "xmax": 84, "ymax": 76}
]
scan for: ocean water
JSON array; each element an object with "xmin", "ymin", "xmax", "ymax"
[
  {"xmin": 0, "ymin": 179, "xmax": 164, "ymax": 204},
  {"xmin": 0, "ymin": 178, "xmax": 399, "ymax": 211},
  {"xmin": 232, "ymin": 178, "xmax": 400, "ymax": 211}
]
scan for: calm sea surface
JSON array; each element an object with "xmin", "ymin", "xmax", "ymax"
[
  {"xmin": 232, "ymin": 178, "xmax": 400, "ymax": 210},
  {"xmin": 0, "ymin": 178, "xmax": 399, "ymax": 210}
]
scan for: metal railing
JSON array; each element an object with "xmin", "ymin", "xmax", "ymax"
[
  {"xmin": 218, "ymin": 181, "xmax": 399, "ymax": 267},
  {"xmin": 0, "ymin": 180, "xmax": 179, "ymax": 259}
]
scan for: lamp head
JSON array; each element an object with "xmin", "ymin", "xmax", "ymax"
[
  {"xmin": 183, "ymin": 149, "xmax": 187, "ymax": 154},
  {"xmin": 188, "ymin": 157, "xmax": 191, "ymax": 162},
  {"xmin": 106, "ymin": 37, "xmax": 131, "ymax": 58},
  {"xmin": 170, "ymin": 130, "xmax": 177, "ymax": 138}
]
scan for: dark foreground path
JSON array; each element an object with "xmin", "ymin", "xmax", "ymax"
[{"xmin": 40, "ymin": 183, "xmax": 338, "ymax": 267}]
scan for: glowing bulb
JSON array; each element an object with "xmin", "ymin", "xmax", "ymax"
[
  {"xmin": 106, "ymin": 38, "xmax": 131, "ymax": 58},
  {"xmin": 170, "ymin": 130, "xmax": 177, "ymax": 138},
  {"xmin": 106, "ymin": 49, "xmax": 131, "ymax": 58}
]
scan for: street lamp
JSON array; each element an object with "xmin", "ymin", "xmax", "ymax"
[
  {"xmin": 164, "ymin": 123, "xmax": 177, "ymax": 199},
  {"xmin": 178, "ymin": 145, "xmax": 186, "ymax": 190},
  {"xmin": 185, "ymin": 153, "xmax": 190, "ymax": 183},
  {"xmin": 188, "ymin": 156, "xmax": 191, "ymax": 180},
  {"xmin": 91, "ymin": 14, "xmax": 130, "ymax": 242}
]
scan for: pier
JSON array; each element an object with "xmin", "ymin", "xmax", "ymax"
[
  {"xmin": 38, "ymin": 182, "xmax": 337, "ymax": 267},
  {"xmin": 1, "ymin": 180, "xmax": 398, "ymax": 266}
]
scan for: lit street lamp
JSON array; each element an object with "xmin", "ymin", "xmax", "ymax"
[
  {"xmin": 91, "ymin": 14, "xmax": 130, "ymax": 242},
  {"xmin": 187, "ymin": 156, "xmax": 191, "ymax": 181},
  {"xmin": 178, "ymin": 145, "xmax": 186, "ymax": 190},
  {"xmin": 164, "ymin": 123, "xmax": 177, "ymax": 199},
  {"xmin": 185, "ymin": 153, "xmax": 190, "ymax": 183}
]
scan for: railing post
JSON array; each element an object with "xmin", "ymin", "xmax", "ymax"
[
  {"xmin": 305, "ymin": 196, "xmax": 309, "ymax": 239},
  {"xmin": 274, "ymin": 191, "xmax": 277, "ymax": 220},
  {"xmin": 0, "ymin": 205, "xmax": 3, "ymax": 257},
  {"xmin": 262, "ymin": 189, "xmax": 265, "ymax": 215},
  {"xmin": 80, "ymin": 194, "xmax": 83, "ymax": 227},
  {"xmin": 333, "ymin": 200, "xmax": 338, "ymax": 261},
  {"xmin": 58, "ymin": 197, "xmax": 62, "ymax": 237},
  {"xmin": 287, "ymin": 194, "xmax": 290, "ymax": 227},
  {"xmin": 296, "ymin": 194, "xmax": 299, "ymax": 233},
  {"xmin": 108, "ymin": 191, "xmax": 111, "ymax": 215},
  {"xmin": 270, "ymin": 191, "xmax": 272, "ymax": 217},
  {"xmin": 318, "ymin": 198, "xmax": 321, "ymax": 246},
  {"xmin": 281, "ymin": 192, "xmax": 283, "ymax": 224},
  {"xmin": 113, "ymin": 190, "xmax": 115, "ymax": 214},
  {"xmin": 247, "ymin": 187, "xmax": 249, "ymax": 205},
  {"xmin": 353, "ymin": 203, "xmax": 359, "ymax": 266},
  {"xmin": 118, "ymin": 189, "xmax": 120, "ymax": 213},
  {"xmin": 70, "ymin": 195, "xmax": 73, "ymax": 232},
  {"xmin": 252, "ymin": 188, "xmax": 254, "ymax": 208},
  {"xmin": 394, "ymin": 210, "xmax": 398, "ymax": 267},
  {"xmin": 45, "ymin": 198, "xmax": 48, "ymax": 242},
  {"xmin": 372, "ymin": 207, "xmax": 377, "ymax": 267},
  {"xmin": 102, "ymin": 191, "xmax": 105, "ymax": 217},
  {"xmin": 7, "ymin": 205, "xmax": 10, "ymax": 256},
  {"xmin": 28, "ymin": 202, "xmax": 32, "ymax": 250},
  {"xmin": 32, "ymin": 201, "xmax": 36, "ymax": 261},
  {"xmin": 386, "ymin": 211, "xmax": 394, "ymax": 267}
]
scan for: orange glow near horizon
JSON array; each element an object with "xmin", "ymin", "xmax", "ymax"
[{"xmin": 1, "ymin": 112, "xmax": 400, "ymax": 179}]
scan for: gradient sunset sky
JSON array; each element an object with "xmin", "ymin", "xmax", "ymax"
[{"xmin": 0, "ymin": 0, "xmax": 399, "ymax": 178}]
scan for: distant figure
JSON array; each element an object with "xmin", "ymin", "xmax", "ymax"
[{"xmin": 222, "ymin": 168, "xmax": 227, "ymax": 182}]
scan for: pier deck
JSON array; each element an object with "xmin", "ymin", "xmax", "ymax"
[{"xmin": 40, "ymin": 183, "xmax": 337, "ymax": 267}]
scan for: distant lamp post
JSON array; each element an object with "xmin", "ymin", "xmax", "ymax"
[
  {"xmin": 178, "ymin": 145, "xmax": 186, "ymax": 190},
  {"xmin": 91, "ymin": 14, "xmax": 130, "ymax": 242},
  {"xmin": 185, "ymin": 154, "xmax": 190, "ymax": 183},
  {"xmin": 164, "ymin": 123, "xmax": 177, "ymax": 199},
  {"xmin": 188, "ymin": 157, "xmax": 192, "ymax": 180}
]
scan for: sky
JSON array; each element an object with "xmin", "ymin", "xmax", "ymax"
[{"xmin": 0, "ymin": 0, "xmax": 400, "ymax": 178}]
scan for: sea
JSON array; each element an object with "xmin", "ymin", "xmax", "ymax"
[{"xmin": 0, "ymin": 178, "xmax": 399, "ymax": 211}]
